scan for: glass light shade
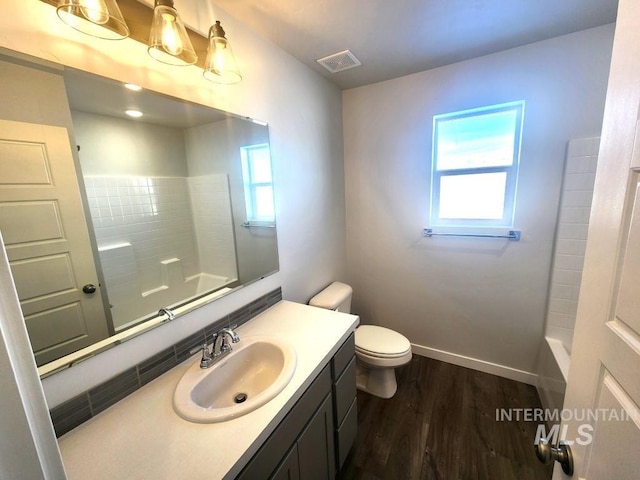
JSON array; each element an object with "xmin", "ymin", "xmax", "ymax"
[
  {"xmin": 147, "ymin": 4, "xmax": 197, "ymax": 66},
  {"xmin": 56, "ymin": 0, "xmax": 129, "ymax": 40},
  {"xmin": 203, "ymin": 22, "xmax": 242, "ymax": 84}
]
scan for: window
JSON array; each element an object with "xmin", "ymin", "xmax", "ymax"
[
  {"xmin": 240, "ymin": 143, "xmax": 275, "ymax": 224},
  {"xmin": 430, "ymin": 101, "xmax": 524, "ymax": 228}
]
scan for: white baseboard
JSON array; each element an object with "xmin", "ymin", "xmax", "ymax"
[{"xmin": 411, "ymin": 343, "xmax": 539, "ymax": 386}]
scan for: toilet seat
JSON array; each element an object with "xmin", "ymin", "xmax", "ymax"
[{"xmin": 355, "ymin": 325, "xmax": 411, "ymax": 358}]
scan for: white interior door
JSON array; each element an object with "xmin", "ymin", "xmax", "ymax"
[
  {"xmin": 556, "ymin": 1, "xmax": 640, "ymax": 478},
  {"xmin": 0, "ymin": 119, "xmax": 109, "ymax": 366}
]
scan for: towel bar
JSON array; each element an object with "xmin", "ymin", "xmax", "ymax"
[{"xmin": 423, "ymin": 228, "xmax": 521, "ymax": 241}]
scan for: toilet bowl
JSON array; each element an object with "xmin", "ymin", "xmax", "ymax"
[
  {"xmin": 309, "ymin": 282, "xmax": 412, "ymax": 399},
  {"xmin": 354, "ymin": 325, "xmax": 412, "ymax": 398}
]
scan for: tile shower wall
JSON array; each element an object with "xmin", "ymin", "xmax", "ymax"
[
  {"xmin": 545, "ymin": 137, "xmax": 600, "ymax": 352},
  {"xmin": 85, "ymin": 176, "xmax": 201, "ymax": 328}
]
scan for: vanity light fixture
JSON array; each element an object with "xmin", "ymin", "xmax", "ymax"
[
  {"xmin": 203, "ymin": 21, "xmax": 242, "ymax": 84},
  {"xmin": 42, "ymin": 0, "xmax": 241, "ymax": 83},
  {"xmin": 125, "ymin": 109, "xmax": 143, "ymax": 118},
  {"xmin": 56, "ymin": 0, "xmax": 129, "ymax": 40},
  {"xmin": 147, "ymin": 0, "xmax": 197, "ymax": 66}
]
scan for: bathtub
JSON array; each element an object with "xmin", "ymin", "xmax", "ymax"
[
  {"xmin": 195, "ymin": 273, "xmax": 233, "ymax": 294},
  {"xmin": 537, "ymin": 337, "xmax": 570, "ymax": 421},
  {"xmin": 113, "ymin": 272, "xmax": 237, "ymax": 332}
]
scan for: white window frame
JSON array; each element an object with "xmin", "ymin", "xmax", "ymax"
[
  {"xmin": 429, "ymin": 101, "xmax": 524, "ymax": 229},
  {"xmin": 240, "ymin": 143, "xmax": 275, "ymax": 225}
]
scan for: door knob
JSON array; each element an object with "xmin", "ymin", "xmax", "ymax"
[
  {"xmin": 82, "ymin": 284, "xmax": 97, "ymax": 294},
  {"xmin": 535, "ymin": 437, "xmax": 574, "ymax": 476}
]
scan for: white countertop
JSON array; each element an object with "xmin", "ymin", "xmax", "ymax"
[{"xmin": 57, "ymin": 300, "xmax": 359, "ymax": 480}]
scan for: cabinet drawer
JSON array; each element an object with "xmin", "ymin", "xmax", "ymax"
[
  {"xmin": 337, "ymin": 397, "xmax": 358, "ymax": 469},
  {"xmin": 331, "ymin": 333, "xmax": 355, "ymax": 380},
  {"xmin": 333, "ymin": 356, "xmax": 356, "ymax": 426}
]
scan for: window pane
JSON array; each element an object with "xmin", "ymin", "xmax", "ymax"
[
  {"xmin": 436, "ymin": 109, "xmax": 518, "ymax": 171},
  {"xmin": 254, "ymin": 186, "xmax": 274, "ymax": 219},
  {"xmin": 249, "ymin": 148, "xmax": 272, "ymax": 183},
  {"xmin": 439, "ymin": 172, "xmax": 507, "ymax": 220}
]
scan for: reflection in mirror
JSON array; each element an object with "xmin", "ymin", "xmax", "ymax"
[{"xmin": 0, "ymin": 52, "xmax": 279, "ymax": 375}]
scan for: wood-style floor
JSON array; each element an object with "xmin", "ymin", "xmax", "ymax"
[{"xmin": 339, "ymin": 355, "xmax": 553, "ymax": 480}]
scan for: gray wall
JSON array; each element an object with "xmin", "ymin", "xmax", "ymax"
[
  {"xmin": 342, "ymin": 25, "xmax": 615, "ymax": 381},
  {"xmin": 71, "ymin": 111, "xmax": 188, "ymax": 177}
]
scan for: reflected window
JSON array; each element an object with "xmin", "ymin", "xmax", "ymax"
[
  {"xmin": 241, "ymin": 144, "xmax": 275, "ymax": 223},
  {"xmin": 430, "ymin": 101, "xmax": 524, "ymax": 227}
]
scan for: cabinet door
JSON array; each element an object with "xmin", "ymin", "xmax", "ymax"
[
  {"xmin": 270, "ymin": 444, "xmax": 300, "ymax": 480},
  {"xmin": 333, "ymin": 356, "xmax": 356, "ymax": 425},
  {"xmin": 297, "ymin": 394, "xmax": 336, "ymax": 480}
]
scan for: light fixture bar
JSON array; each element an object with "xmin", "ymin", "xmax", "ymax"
[{"xmin": 40, "ymin": 0, "xmax": 210, "ymax": 68}]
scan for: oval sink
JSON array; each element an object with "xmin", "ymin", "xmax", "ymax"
[{"xmin": 173, "ymin": 336, "xmax": 297, "ymax": 423}]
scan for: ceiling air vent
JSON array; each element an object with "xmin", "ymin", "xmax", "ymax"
[{"xmin": 316, "ymin": 50, "xmax": 361, "ymax": 73}]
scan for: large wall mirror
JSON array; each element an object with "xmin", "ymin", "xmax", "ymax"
[{"xmin": 0, "ymin": 50, "xmax": 279, "ymax": 376}]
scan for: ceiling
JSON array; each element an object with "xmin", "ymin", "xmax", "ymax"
[
  {"xmin": 211, "ymin": 0, "xmax": 618, "ymax": 90},
  {"xmin": 63, "ymin": 68, "xmax": 229, "ymax": 128}
]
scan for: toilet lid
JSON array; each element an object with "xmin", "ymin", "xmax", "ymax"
[{"xmin": 355, "ymin": 325, "xmax": 411, "ymax": 357}]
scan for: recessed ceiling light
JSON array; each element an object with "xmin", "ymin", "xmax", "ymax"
[
  {"xmin": 125, "ymin": 109, "xmax": 143, "ymax": 118},
  {"xmin": 124, "ymin": 83, "xmax": 143, "ymax": 91}
]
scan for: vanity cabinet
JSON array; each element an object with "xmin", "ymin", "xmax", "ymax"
[
  {"xmin": 236, "ymin": 334, "xmax": 356, "ymax": 480},
  {"xmin": 331, "ymin": 334, "xmax": 358, "ymax": 469}
]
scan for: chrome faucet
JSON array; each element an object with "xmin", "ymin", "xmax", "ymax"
[
  {"xmin": 191, "ymin": 327, "xmax": 240, "ymax": 369},
  {"xmin": 158, "ymin": 307, "xmax": 175, "ymax": 321},
  {"xmin": 213, "ymin": 327, "xmax": 240, "ymax": 356}
]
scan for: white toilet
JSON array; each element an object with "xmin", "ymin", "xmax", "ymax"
[{"xmin": 309, "ymin": 282, "xmax": 412, "ymax": 399}]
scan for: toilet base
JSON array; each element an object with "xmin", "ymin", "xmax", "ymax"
[{"xmin": 355, "ymin": 361, "xmax": 399, "ymax": 399}]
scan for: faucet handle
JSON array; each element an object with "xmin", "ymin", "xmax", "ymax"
[{"xmin": 190, "ymin": 343, "xmax": 215, "ymax": 368}]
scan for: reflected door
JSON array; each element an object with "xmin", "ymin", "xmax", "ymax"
[{"xmin": 0, "ymin": 119, "xmax": 109, "ymax": 366}]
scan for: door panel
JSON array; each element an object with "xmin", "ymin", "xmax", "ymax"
[
  {"xmin": 0, "ymin": 139, "xmax": 51, "ymax": 184},
  {"xmin": 614, "ymin": 182, "xmax": 640, "ymax": 333},
  {"xmin": 584, "ymin": 371, "xmax": 640, "ymax": 479},
  {"xmin": 10, "ymin": 254, "xmax": 75, "ymax": 300},
  {"xmin": 25, "ymin": 303, "xmax": 88, "ymax": 352},
  {"xmin": 0, "ymin": 119, "xmax": 109, "ymax": 366},
  {"xmin": 0, "ymin": 201, "xmax": 64, "ymax": 245}
]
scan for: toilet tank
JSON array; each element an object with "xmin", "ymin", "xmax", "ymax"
[{"xmin": 309, "ymin": 282, "xmax": 353, "ymax": 313}]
